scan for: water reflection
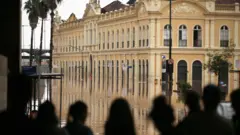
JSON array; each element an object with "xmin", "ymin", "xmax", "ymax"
[{"xmin": 52, "ymin": 78, "xmax": 157, "ymax": 135}]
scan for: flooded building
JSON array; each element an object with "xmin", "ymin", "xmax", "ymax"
[{"xmin": 52, "ymin": 0, "xmax": 240, "ymax": 134}]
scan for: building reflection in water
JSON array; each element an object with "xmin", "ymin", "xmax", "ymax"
[{"xmin": 52, "ymin": 73, "xmax": 158, "ymax": 135}]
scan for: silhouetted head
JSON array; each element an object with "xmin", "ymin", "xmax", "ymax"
[
  {"xmin": 149, "ymin": 96, "xmax": 175, "ymax": 133},
  {"xmin": 185, "ymin": 90, "xmax": 201, "ymax": 113},
  {"xmin": 202, "ymin": 85, "xmax": 221, "ymax": 112},
  {"xmin": 105, "ymin": 98, "xmax": 136, "ymax": 135},
  {"xmin": 230, "ymin": 89, "xmax": 240, "ymax": 115},
  {"xmin": 68, "ymin": 101, "xmax": 87, "ymax": 124},
  {"xmin": 36, "ymin": 101, "xmax": 58, "ymax": 126},
  {"xmin": 7, "ymin": 73, "xmax": 32, "ymax": 112}
]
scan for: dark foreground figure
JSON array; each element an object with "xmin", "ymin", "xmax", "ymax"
[{"xmin": 64, "ymin": 101, "xmax": 94, "ymax": 135}]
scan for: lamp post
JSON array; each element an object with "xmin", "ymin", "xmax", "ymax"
[{"xmin": 168, "ymin": 0, "xmax": 173, "ymax": 104}]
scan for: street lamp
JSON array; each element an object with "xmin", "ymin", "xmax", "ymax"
[{"xmin": 168, "ymin": 0, "xmax": 173, "ymax": 104}]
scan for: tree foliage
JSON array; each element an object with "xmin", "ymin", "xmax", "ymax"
[
  {"xmin": 203, "ymin": 44, "xmax": 235, "ymax": 76},
  {"xmin": 177, "ymin": 81, "xmax": 192, "ymax": 102}
]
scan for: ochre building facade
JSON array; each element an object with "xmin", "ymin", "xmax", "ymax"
[{"xmin": 53, "ymin": 0, "xmax": 240, "ymax": 102}]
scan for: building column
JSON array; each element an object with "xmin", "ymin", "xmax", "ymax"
[
  {"xmin": 100, "ymin": 59, "xmax": 103, "ymax": 93},
  {"xmin": 140, "ymin": 60, "xmax": 144, "ymax": 97},
  {"xmin": 210, "ymin": 19, "xmax": 215, "ymax": 48},
  {"xmin": 144, "ymin": 60, "xmax": 148, "ymax": 97},
  {"xmin": 109, "ymin": 58, "xmax": 113, "ymax": 96},
  {"xmin": 113, "ymin": 57, "xmax": 117, "ymax": 95},
  {"xmin": 156, "ymin": 19, "xmax": 161, "ymax": 47},
  {"xmin": 234, "ymin": 20, "xmax": 239, "ymax": 48},
  {"xmin": 149, "ymin": 19, "xmax": 156, "ymax": 48},
  {"xmin": 134, "ymin": 55, "xmax": 139, "ymax": 100},
  {"xmin": 118, "ymin": 58, "xmax": 122, "ymax": 95},
  {"xmin": 148, "ymin": 53, "xmax": 155, "ymax": 100},
  {"xmin": 84, "ymin": 25, "xmax": 87, "ymax": 45},
  {"xmin": 129, "ymin": 57, "xmax": 133, "ymax": 97},
  {"xmin": 104, "ymin": 57, "xmax": 108, "ymax": 95},
  {"xmin": 156, "ymin": 54, "xmax": 162, "ymax": 95},
  {"xmin": 234, "ymin": 55, "xmax": 239, "ymax": 89},
  {"xmin": 135, "ymin": 24, "xmax": 139, "ymax": 48},
  {"xmin": 204, "ymin": 54, "xmax": 209, "ymax": 85}
]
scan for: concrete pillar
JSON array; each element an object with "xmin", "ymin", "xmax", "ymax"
[
  {"xmin": 204, "ymin": 20, "xmax": 210, "ymax": 48},
  {"xmin": 148, "ymin": 53, "xmax": 155, "ymax": 100},
  {"xmin": 0, "ymin": 55, "xmax": 7, "ymax": 111},
  {"xmin": 149, "ymin": 19, "xmax": 156, "ymax": 48},
  {"xmin": 156, "ymin": 19, "xmax": 161, "ymax": 47},
  {"xmin": 210, "ymin": 20, "xmax": 215, "ymax": 48},
  {"xmin": 134, "ymin": 56, "xmax": 139, "ymax": 100},
  {"xmin": 234, "ymin": 55, "xmax": 239, "ymax": 89},
  {"xmin": 156, "ymin": 54, "xmax": 162, "ymax": 95},
  {"xmin": 234, "ymin": 20, "xmax": 239, "ymax": 48}
]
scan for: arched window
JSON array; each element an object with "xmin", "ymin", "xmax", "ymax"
[
  {"xmin": 220, "ymin": 25, "xmax": 229, "ymax": 47},
  {"xmin": 122, "ymin": 29, "xmax": 124, "ymax": 48},
  {"xmin": 193, "ymin": 25, "xmax": 202, "ymax": 47},
  {"xmin": 164, "ymin": 24, "xmax": 171, "ymax": 46},
  {"xmin": 117, "ymin": 30, "xmax": 119, "ymax": 48},
  {"xmin": 127, "ymin": 28, "xmax": 130, "ymax": 48},
  {"xmin": 103, "ymin": 32, "xmax": 105, "ymax": 49},
  {"xmin": 192, "ymin": 60, "xmax": 202, "ymax": 94},
  {"xmin": 112, "ymin": 31, "xmax": 114, "ymax": 49},
  {"xmin": 143, "ymin": 26, "xmax": 145, "ymax": 46},
  {"xmin": 139, "ymin": 27, "xmax": 142, "ymax": 47},
  {"xmin": 177, "ymin": 60, "xmax": 187, "ymax": 83},
  {"xmin": 107, "ymin": 31, "xmax": 110, "ymax": 49},
  {"xmin": 133, "ymin": 27, "xmax": 135, "ymax": 48},
  {"xmin": 99, "ymin": 33, "xmax": 101, "ymax": 50},
  {"xmin": 147, "ymin": 25, "xmax": 149, "ymax": 46},
  {"xmin": 179, "ymin": 25, "xmax": 187, "ymax": 47}
]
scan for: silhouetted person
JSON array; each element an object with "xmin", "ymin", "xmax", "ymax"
[
  {"xmin": 184, "ymin": 90, "xmax": 201, "ymax": 115},
  {"xmin": 35, "ymin": 101, "xmax": 66, "ymax": 135},
  {"xmin": 105, "ymin": 98, "xmax": 136, "ymax": 135},
  {"xmin": 64, "ymin": 101, "xmax": 93, "ymax": 135},
  {"xmin": 176, "ymin": 84, "xmax": 233, "ymax": 135},
  {"xmin": 0, "ymin": 73, "xmax": 33, "ymax": 135},
  {"xmin": 149, "ymin": 96, "xmax": 175, "ymax": 135},
  {"xmin": 230, "ymin": 88, "xmax": 240, "ymax": 135}
]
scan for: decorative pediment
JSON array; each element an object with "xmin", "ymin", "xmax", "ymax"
[
  {"xmin": 83, "ymin": 4, "xmax": 97, "ymax": 18},
  {"xmin": 137, "ymin": 2, "xmax": 148, "ymax": 17},
  {"xmin": 160, "ymin": 1, "xmax": 209, "ymax": 17},
  {"xmin": 66, "ymin": 13, "xmax": 77, "ymax": 22}
]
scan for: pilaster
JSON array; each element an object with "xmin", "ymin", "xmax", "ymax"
[
  {"xmin": 156, "ymin": 19, "xmax": 161, "ymax": 47},
  {"xmin": 234, "ymin": 55, "xmax": 239, "ymax": 89},
  {"xmin": 149, "ymin": 19, "xmax": 156, "ymax": 48},
  {"xmin": 234, "ymin": 20, "xmax": 239, "ymax": 48},
  {"xmin": 100, "ymin": 60, "xmax": 103, "ymax": 93},
  {"xmin": 210, "ymin": 19, "xmax": 215, "ymax": 48},
  {"xmin": 156, "ymin": 54, "xmax": 162, "ymax": 95},
  {"xmin": 148, "ymin": 53, "xmax": 155, "ymax": 101},
  {"xmin": 113, "ymin": 57, "xmax": 117, "ymax": 95},
  {"xmin": 134, "ymin": 55, "xmax": 139, "ymax": 100},
  {"xmin": 129, "ymin": 57, "xmax": 133, "ymax": 97},
  {"xmin": 205, "ymin": 19, "xmax": 210, "ymax": 48}
]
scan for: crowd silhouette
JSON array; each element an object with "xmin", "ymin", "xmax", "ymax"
[{"xmin": 0, "ymin": 73, "xmax": 239, "ymax": 135}]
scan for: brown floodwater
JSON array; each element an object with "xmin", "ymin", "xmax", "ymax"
[{"xmin": 52, "ymin": 78, "xmax": 184, "ymax": 135}]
